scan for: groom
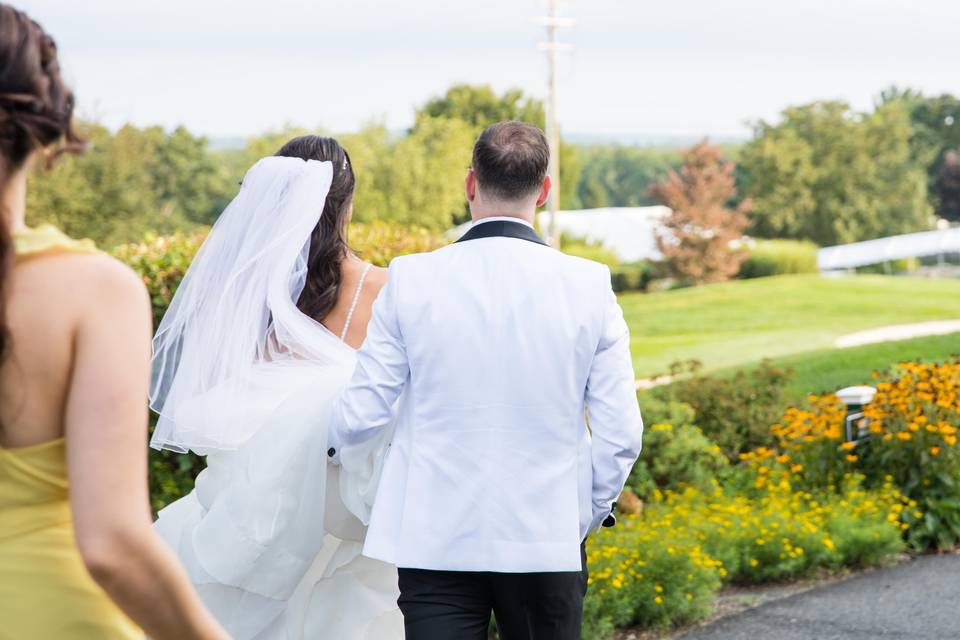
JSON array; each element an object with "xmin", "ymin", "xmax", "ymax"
[{"xmin": 328, "ymin": 121, "xmax": 643, "ymax": 639}]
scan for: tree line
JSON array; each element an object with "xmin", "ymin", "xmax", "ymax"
[{"xmin": 25, "ymin": 84, "xmax": 960, "ymax": 249}]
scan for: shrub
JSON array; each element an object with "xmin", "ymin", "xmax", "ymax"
[
  {"xmin": 560, "ymin": 233, "xmax": 621, "ymax": 268},
  {"xmin": 739, "ymin": 359, "xmax": 960, "ymax": 550},
  {"xmin": 113, "ymin": 231, "xmax": 207, "ymax": 328},
  {"xmin": 738, "ymin": 239, "xmax": 819, "ymax": 279},
  {"xmin": 627, "ymin": 423, "xmax": 730, "ymax": 500},
  {"xmin": 854, "ymin": 258, "xmax": 918, "ymax": 275},
  {"xmin": 113, "ymin": 223, "xmax": 447, "ymax": 511},
  {"xmin": 559, "ymin": 234, "xmax": 652, "ymax": 292},
  {"xmin": 583, "ymin": 478, "xmax": 904, "ymax": 638},
  {"xmin": 350, "ymin": 220, "xmax": 447, "ymax": 267},
  {"xmin": 660, "ymin": 360, "xmax": 794, "ymax": 459},
  {"xmin": 862, "ymin": 360, "xmax": 960, "ymax": 549},
  {"xmin": 635, "ymin": 392, "xmax": 696, "ymax": 427},
  {"xmin": 610, "ymin": 262, "xmax": 652, "ymax": 293},
  {"xmin": 583, "ymin": 514, "xmax": 722, "ymax": 638}
]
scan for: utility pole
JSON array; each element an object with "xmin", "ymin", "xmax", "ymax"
[{"xmin": 535, "ymin": 1, "xmax": 573, "ymax": 247}]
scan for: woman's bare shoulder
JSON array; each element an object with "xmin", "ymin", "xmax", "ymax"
[
  {"xmin": 362, "ymin": 264, "xmax": 387, "ymax": 297},
  {"xmin": 21, "ymin": 252, "xmax": 149, "ymax": 317}
]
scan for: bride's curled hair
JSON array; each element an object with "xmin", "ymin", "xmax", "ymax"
[
  {"xmin": 275, "ymin": 135, "xmax": 356, "ymax": 322},
  {"xmin": 0, "ymin": 5, "xmax": 84, "ymax": 361}
]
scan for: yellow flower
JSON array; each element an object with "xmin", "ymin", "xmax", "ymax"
[
  {"xmin": 945, "ymin": 435, "xmax": 957, "ymax": 446},
  {"xmin": 654, "ymin": 596, "xmax": 663, "ymax": 605},
  {"xmin": 845, "ymin": 455, "xmax": 858, "ymax": 463},
  {"xmin": 930, "ymin": 446, "xmax": 941, "ymax": 456},
  {"xmin": 840, "ymin": 442, "xmax": 856, "ymax": 451}
]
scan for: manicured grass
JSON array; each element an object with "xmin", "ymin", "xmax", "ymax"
[
  {"xmin": 620, "ymin": 274, "xmax": 960, "ymax": 377},
  {"xmin": 765, "ymin": 332, "xmax": 959, "ymax": 402}
]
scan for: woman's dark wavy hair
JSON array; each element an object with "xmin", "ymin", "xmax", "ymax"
[
  {"xmin": 274, "ymin": 135, "xmax": 356, "ymax": 322},
  {"xmin": 0, "ymin": 4, "xmax": 84, "ymax": 362}
]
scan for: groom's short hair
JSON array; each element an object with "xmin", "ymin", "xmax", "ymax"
[{"xmin": 471, "ymin": 121, "xmax": 550, "ymax": 201}]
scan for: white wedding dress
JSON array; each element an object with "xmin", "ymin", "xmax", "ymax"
[{"xmin": 148, "ymin": 157, "xmax": 404, "ymax": 639}]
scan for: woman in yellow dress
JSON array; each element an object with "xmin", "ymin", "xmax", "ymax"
[{"xmin": 0, "ymin": 6, "xmax": 227, "ymax": 639}]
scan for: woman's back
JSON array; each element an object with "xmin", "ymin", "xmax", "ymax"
[
  {"xmin": 0, "ymin": 226, "xmax": 142, "ymax": 639},
  {"xmin": 0, "ymin": 226, "xmax": 119, "ymax": 447},
  {"xmin": 320, "ymin": 256, "xmax": 388, "ymax": 350},
  {"xmin": 0, "ymin": 7, "xmax": 226, "ymax": 639}
]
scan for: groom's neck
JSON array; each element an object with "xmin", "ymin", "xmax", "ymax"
[
  {"xmin": 471, "ymin": 211, "xmax": 536, "ymax": 225},
  {"xmin": 470, "ymin": 199, "xmax": 536, "ymax": 226}
]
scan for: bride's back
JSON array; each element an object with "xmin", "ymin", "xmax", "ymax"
[
  {"xmin": 320, "ymin": 257, "xmax": 387, "ymax": 350},
  {"xmin": 273, "ymin": 135, "xmax": 387, "ymax": 350}
]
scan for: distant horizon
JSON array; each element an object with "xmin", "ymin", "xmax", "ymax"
[{"xmin": 17, "ymin": 0, "xmax": 959, "ymax": 141}]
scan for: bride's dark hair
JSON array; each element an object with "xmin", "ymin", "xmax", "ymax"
[
  {"xmin": 0, "ymin": 5, "xmax": 84, "ymax": 361},
  {"xmin": 274, "ymin": 135, "xmax": 356, "ymax": 322}
]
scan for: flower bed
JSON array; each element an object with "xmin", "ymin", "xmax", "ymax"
[
  {"xmin": 582, "ymin": 478, "xmax": 905, "ymax": 639},
  {"xmin": 741, "ymin": 359, "xmax": 960, "ymax": 550}
]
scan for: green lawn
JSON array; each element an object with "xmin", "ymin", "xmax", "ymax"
[
  {"xmin": 715, "ymin": 332, "xmax": 960, "ymax": 403},
  {"xmin": 620, "ymin": 274, "xmax": 960, "ymax": 378}
]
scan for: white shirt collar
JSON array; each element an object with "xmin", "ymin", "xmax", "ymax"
[{"xmin": 471, "ymin": 216, "xmax": 535, "ymax": 229}]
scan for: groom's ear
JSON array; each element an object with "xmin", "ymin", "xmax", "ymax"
[
  {"xmin": 535, "ymin": 175, "xmax": 552, "ymax": 208},
  {"xmin": 465, "ymin": 167, "xmax": 477, "ymax": 202}
]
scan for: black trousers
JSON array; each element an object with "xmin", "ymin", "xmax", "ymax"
[{"xmin": 397, "ymin": 544, "xmax": 588, "ymax": 640}]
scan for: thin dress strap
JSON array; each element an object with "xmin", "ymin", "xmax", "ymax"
[{"xmin": 340, "ymin": 263, "xmax": 373, "ymax": 342}]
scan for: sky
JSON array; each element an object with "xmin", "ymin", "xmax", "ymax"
[{"xmin": 15, "ymin": 0, "xmax": 960, "ymax": 142}]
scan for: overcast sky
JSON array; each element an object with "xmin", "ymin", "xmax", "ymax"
[{"xmin": 15, "ymin": 0, "xmax": 960, "ymax": 140}]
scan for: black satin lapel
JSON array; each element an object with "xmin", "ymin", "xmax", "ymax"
[{"xmin": 455, "ymin": 220, "xmax": 548, "ymax": 246}]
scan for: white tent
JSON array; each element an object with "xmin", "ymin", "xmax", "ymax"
[{"xmin": 817, "ymin": 227, "xmax": 960, "ymax": 271}]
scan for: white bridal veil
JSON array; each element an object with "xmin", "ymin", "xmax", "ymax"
[{"xmin": 149, "ymin": 156, "xmax": 355, "ymax": 453}]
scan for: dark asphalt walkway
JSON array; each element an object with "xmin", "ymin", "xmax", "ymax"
[{"xmin": 676, "ymin": 555, "xmax": 960, "ymax": 640}]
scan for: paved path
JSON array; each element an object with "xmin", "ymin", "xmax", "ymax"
[
  {"xmin": 676, "ymin": 554, "xmax": 960, "ymax": 640},
  {"xmin": 834, "ymin": 320, "xmax": 960, "ymax": 348}
]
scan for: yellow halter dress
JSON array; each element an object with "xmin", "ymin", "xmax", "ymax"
[{"xmin": 0, "ymin": 225, "xmax": 141, "ymax": 639}]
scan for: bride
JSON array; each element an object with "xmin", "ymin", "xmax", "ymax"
[{"xmin": 149, "ymin": 136, "xmax": 403, "ymax": 639}]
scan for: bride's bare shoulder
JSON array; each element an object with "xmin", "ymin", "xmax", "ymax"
[{"xmin": 365, "ymin": 265, "xmax": 388, "ymax": 295}]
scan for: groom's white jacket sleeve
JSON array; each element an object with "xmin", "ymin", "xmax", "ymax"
[
  {"xmin": 328, "ymin": 263, "xmax": 408, "ymax": 460},
  {"xmin": 585, "ymin": 283, "xmax": 644, "ymax": 534}
]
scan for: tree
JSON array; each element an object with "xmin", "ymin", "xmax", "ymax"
[
  {"xmin": 739, "ymin": 101, "xmax": 932, "ymax": 245},
  {"xmin": 577, "ymin": 146, "xmax": 683, "ymax": 209},
  {"xmin": 881, "ymin": 89, "xmax": 960, "ymax": 223},
  {"xmin": 366, "ymin": 116, "xmax": 475, "ymax": 230},
  {"xmin": 649, "ymin": 141, "xmax": 751, "ymax": 285},
  {"xmin": 414, "ymin": 84, "xmax": 583, "ymax": 211},
  {"xmin": 937, "ymin": 151, "xmax": 960, "ymax": 222},
  {"xmin": 150, "ymin": 126, "xmax": 233, "ymax": 225},
  {"xmin": 26, "ymin": 122, "xmax": 234, "ymax": 248},
  {"xmin": 414, "ymin": 84, "xmax": 544, "ymax": 131}
]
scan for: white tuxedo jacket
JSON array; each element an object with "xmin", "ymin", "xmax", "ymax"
[{"xmin": 329, "ymin": 218, "xmax": 643, "ymax": 573}]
